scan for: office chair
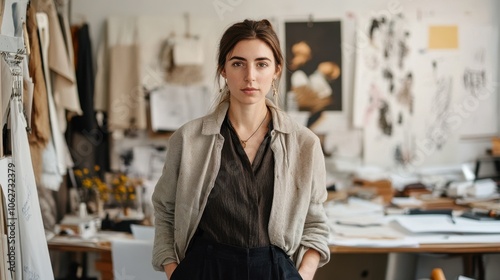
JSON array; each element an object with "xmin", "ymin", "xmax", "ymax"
[
  {"xmin": 130, "ymin": 224, "xmax": 155, "ymax": 240},
  {"xmin": 111, "ymin": 239, "xmax": 165, "ymax": 280}
]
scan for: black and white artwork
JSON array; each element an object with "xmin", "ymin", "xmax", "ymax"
[{"xmin": 285, "ymin": 21, "xmax": 342, "ymax": 130}]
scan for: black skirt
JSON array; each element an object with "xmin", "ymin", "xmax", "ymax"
[{"xmin": 170, "ymin": 236, "xmax": 303, "ymax": 280}]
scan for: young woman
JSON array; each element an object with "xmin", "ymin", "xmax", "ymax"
[{"xmin": 152, "ymin": 19, "xmax": 330, "ymax": 280}]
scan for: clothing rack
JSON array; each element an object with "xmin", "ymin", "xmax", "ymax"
[
  {"xmin": 0, "ymin": 38, "xmax": 25, "ymax": 280},
  {"xmin": 1, "ymin": 2, "xmax": 29, "ymax": 280},
  {"xmin": 0, "ymin": 0, "xmax": 29, "ymax": 158},
  {"xmin": 0, "ymin": 44, "xmax": 25, "ymax": 158}
]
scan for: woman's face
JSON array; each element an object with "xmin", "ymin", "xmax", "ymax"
[{"xmin": 222, "ymin": 39, "xmax": 280, "ymax": 106}]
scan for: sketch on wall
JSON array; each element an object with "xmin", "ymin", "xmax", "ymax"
[
  {"xmin": 354, "ymin": 18, "xmax": 499, "ymax": 168},
  {"xmin": 412, "ymin": 52, "xmax": 460, "ymax": 167},
  {"xmin": 285, "ymin": 21, "xmax": 342, "ymax": 131},
  {"xmin": 353, "ymin": 15, "xmax": 417, "ymax": 168},
  {"xmin": 414, "ymin": 25, "xmax": 460, "ymax": 162},
  {"xmin": 425, "ymin": 59, "xmax": 454, "ymax": 150},
  {"xmin": 411, "ymin": 24, "xmax": 497, "ymax": 167},
  {"xmin": 458, "ymin": 25, "xmax": 498, "ymax": 138}
]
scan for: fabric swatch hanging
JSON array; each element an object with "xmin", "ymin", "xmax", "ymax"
[{"xmin": 159, "ymin": 36, "xmax": 204, "ymax": 85}]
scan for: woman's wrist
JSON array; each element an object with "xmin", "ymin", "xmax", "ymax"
[
  {"xmin": 298, "ymin": 248, "xmax": 320, "ymax": 280},
  {"xmin": 164, "ymin": 262, "xmax": 178, "ymax": 278}
]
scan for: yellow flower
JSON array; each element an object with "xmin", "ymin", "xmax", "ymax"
[
  {"xmin": 102, "ymin": 194, "xmax": 109, "ymax": 201},
  {"xmin": 82, "ymin": 178, "xmax": 93, "ymax": 188},
  {"xmin": 108, "ymin": 172, "xmax": 142, "ymax": 208},
  {"xmin": 74, "ymin": 169, "xmax": 83, "ymax": 177},
  {"xmin": 118, "ymin": 185, "xmax": 126, "ymax": 193},
  {"xmin": 73, "ymin": 165, "xmax": 111, "ymax": 203},
  {"xmin": 120, "ymin": 175, "xmax": 128, "ymax": 183}
]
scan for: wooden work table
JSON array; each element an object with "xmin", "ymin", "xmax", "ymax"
[
  {"xmin": 48, "ymin": 235, "xmax": 500, "ymax": 280},
  {"xmin": 48, "ymin": 233, "xmax": 127, "ymax": 280},
  {"xmin": 47, "ymin": 191, "xmax": 500, "ymax": 280},
  {"xmin": 324, "ymin": 189, "xmax": 500, "ymax": 279},
  {"xmin": 330, "ymin": 243, "xmax": 500, "ymax": 254},
  {"xmin": 329, "ymin": 243, "xmax": 500, "ymax": 280},
  {"xmin": 49, "ymin": 243, "xmax": 113, "ymax": 280}
]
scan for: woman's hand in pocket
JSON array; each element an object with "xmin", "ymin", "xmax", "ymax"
[{"xmin": 164, "ymin": 262, "xmax": 178, "ymax": 279}]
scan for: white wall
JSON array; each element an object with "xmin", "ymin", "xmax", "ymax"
[
  {"xmin": 497, "ymin": 0, "xmax": 500, "ymax": 135},
  {"xmin": 70, "ymin": 0, "xmax": 500, "ymax": 165}
]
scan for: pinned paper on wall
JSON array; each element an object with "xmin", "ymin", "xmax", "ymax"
[
  {"xmin": 428, "ymin": 25, "xmax": 459, "ymax": 49},
  {"xmin": 149, "ymin": 85, "xmax": 209, "ymax": 132},
  {"xmin": 353, "ymin": 15, "xmax": 418, "ymax": 168},
  {"xmin": 457, "ymin": 25, "xmax": 498, "ymax": 137}
]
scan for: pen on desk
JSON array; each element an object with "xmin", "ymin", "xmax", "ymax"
[
  {"xmin": 404, "ymin": 208, "xmax": 457, "ymax": 223},
  {"xmin": 335, "ymin": 221, "xmax": 382, "ymax": 227},
  {"xmin": 406, "ymin": 209, "xmax": 453, "ymax": 215},
  {"xmin": 449, "ymin": 215, "xmax": 456, "ymax": 224}
]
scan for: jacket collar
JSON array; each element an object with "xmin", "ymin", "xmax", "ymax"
[{"xmin": 201, "ymin": 98, "xmax": 297, "ymax": 135}]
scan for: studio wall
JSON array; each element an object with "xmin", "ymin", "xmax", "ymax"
[{"xmin": 70, "ymin": 0, "xmax": 500, "ymax": 169}]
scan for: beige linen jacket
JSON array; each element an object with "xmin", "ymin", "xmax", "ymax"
[{"xmin": 152, "ymin": 99, "xmax": 330, "ymax": 271}]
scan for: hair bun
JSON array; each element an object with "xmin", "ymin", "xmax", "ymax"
[{"xmin": 260, "ymin": 19, "xmax": 272, "ymax": 27}]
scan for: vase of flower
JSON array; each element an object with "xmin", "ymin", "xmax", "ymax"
[
  {"xmin": 96, "ymin": 191, "xmax": 105, "ymax": 218},
  {"xmin": 73, "ymin": 165, "xmax": 110, "ymax": 216},
  {"xmin": 111, "ymin": 172, "xmax": 142, "ymax": 218},
  {"xmin": 122, "ymin": 206, "xmax": 130, "ymax": 217}
]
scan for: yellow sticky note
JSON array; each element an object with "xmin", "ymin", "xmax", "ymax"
[{"xmin": 428, "ymin": 26, "xmax": 459, "ymax": 49}]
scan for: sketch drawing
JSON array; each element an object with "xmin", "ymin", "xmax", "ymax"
[
  {"xmin": 354, "ymin": 15, "xmax": 416, "ymax": 167},
  {"xmin": 458, "ymin": 25, "xmax": 498, "ymax": 137},
  {"xmin": 426, "ymin": 59, "xmax": 453, "ymax": 151}
]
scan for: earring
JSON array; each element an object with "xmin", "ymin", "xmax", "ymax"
[
  {"xmin": 220, "ymin": 79, "xmax": 228, "ymax": 93},
  {"xmin": 272, "ymin": 79, "xmax": 277, "ymax": 97}
]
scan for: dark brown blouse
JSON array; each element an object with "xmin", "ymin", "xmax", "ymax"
[{"xmin": 197, "ymin": 115, "xmax": 274, "ymax": 248}]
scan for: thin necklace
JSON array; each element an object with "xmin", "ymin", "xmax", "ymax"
[{"xmin": 231, "ymin": 109, "xmax": 268, "ymax": 149}]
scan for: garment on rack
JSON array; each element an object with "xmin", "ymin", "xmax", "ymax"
[
  {"xmin": 93, "ymin": 25, "xmax": 108, "ymax": 112},
  {"xmin": 106, "ymin": 17, "xmax": 146, "ymax": 131},
  {"xmin": 26, "ymin": 5, "xmax": 50, "ymax": 144},
  {"xmin": 70, "ymin": 23, "xmax": 95, "ymax": 132},
  {"xmin": 0, "ymin": 0, "xmax": 4, "ymax": 31},
  {"xmin": 94, "ymin": 111, "xmax": 110, "ymax": 172},
  {"xmin": 41, "ymin": 138, "xmax": 63, "ymax": 191},
  {"xmin": 1, "ymin": 53, "xmax": 11, "ymax": 128},
  {"xmin": 32, "ymin": 0, "xmax": 82, "ymax": 132},
  {"xmin": 54, "ymin": 0, "xmax": 73, "ymax": 63},
  {"xmin": 109, "ymin": 44, "xmax": 144, "ymax": 131},
  {"xmin": 22, "ymin": 59, "xmax": 34, "ymax": 131},
  {"xmin": 0, "ymin": 0, "xmax": 16, "ymax": 37},
  {"xmin": 90, "ymin": 29, "xmax": 111, "ymax": 170},
  {"xmin": 66, "ymin": 23, "xmax": 97, "ymax": 169},
  {"xmin": 10, "ymin": 95, "xmax": 54, "ymax": 279},
  {"xmin": 26, "ymin": 4, "xmax": 51, "ymax": 183},
  {"xmin": 37, "ymin": 11, "xmax": 72, "ymax": 179}
]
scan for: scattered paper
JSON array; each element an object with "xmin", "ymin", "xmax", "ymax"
[{"xmin": 394, "ymin": 215, "xmax": 500, "ymax": 234}]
